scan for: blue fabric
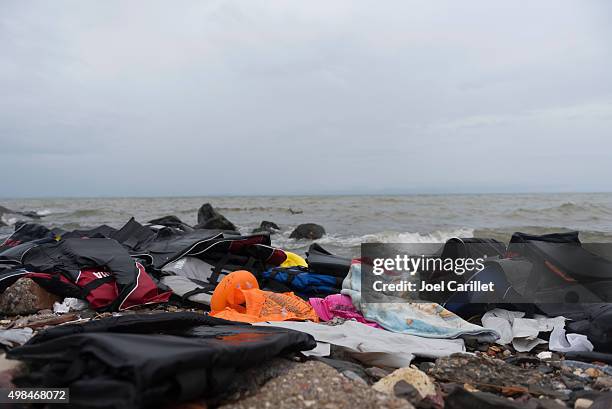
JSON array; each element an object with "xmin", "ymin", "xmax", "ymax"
[{"xmin": 263, "ymin": 268, "xmax": 340, "ymax": 296}]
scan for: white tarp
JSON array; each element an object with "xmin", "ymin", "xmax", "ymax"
[
  {"xmin": 481, "ymin": 308, "xmax": 593, "ymax": 353},
  {"xmin": 255, "ymin": 320, "xmax": 466, "ymax": 368}
]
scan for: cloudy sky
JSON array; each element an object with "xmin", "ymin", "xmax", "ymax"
[{"xmin": 1, "ymin": 1, "xmax": 611, "ymax": 197}]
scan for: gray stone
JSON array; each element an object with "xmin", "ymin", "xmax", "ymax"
[
  {"xmin": 252, "ymin": 221, "xmax": 280, "ymax": 234},
  {"xmin": 290, "ymin": 223, "xmax": 326, "ymax": 240},
  {"xmin": 574, "ymin": 398, "xmax": 593, "ymax": 409},
  {"xmin": 195, "ymin": 203, "xmax": 237, "ymax": 231},
  {"xmin": 0, "ymin": 278, "xmax": 61, "ymax": 316}
]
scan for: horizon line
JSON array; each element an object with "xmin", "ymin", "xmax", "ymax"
[{"xmin": 1, "ymin": 190, "xmax": 611, "ymax": 201}]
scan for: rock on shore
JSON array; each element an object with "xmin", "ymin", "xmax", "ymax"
[
  {"xmin": 219, "ymin": 360, "xmax": 413, "ymax": 409},
  {"xmin": 252, "ymin": 221, "xmax": 280, "ymax": 234},
  {"xmin": 0, "ymin": 278, "xmax": 61, "ymax": 316},
  {"xmin": 290, "ymin": 223, "xmax": 326, "ymax": 240},
  {"xmin": 195, "ymin": 203, "xmax": 237, "ymax": 231}
]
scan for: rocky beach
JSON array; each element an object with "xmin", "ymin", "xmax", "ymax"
[{"xmin": 1, "ymin": 201, "xmax": 611, "ymax": 408}]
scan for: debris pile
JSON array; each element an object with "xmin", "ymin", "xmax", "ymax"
[{"xmin": 1, "ymin": 203, "xmax": 611, "ymax": 408}]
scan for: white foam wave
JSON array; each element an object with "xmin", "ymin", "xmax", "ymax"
[
  {"xmin": 36, "ymin": 209, "xmax": 53, "ymax": 216},
  {"xmin": 316, "ymin": 228, "xmax": 475, "ymax": 247},
  {"xmin": 272, "ymin": 228, "xmax": 475, "ymax": 250},
  {"xmin": 0, "ymin": 215, "xmax": 18, "ymax": 226}
]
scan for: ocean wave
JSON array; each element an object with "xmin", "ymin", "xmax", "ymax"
[
  {"xmin": 36, "ymin": 209, "xmax": 53, "ymax": 216},
  {"xmin": 57, "ymin": 222, "xmax": 86, "ymax": 230},
  {"xmin": 511, "ymin": 202, "xmax": 612, "ymax": 218},
  {"xmin": 216, "ymin": 206, "xmax": 303, "ymax": 213},
  {"xmin": 0, "ymin": 215, "xmax": 18, "ymax": 226},
  {"xmin": 474, "ymin": 227, "xmax": 612, "ymax": 243},
  {"xmin": 66, "ymin": 209, "xmax": 105, "ymax": 217},
  {"xmin": 319, "ymin": 228, "xmax": 475, "ymax": 247},
  {"xmin": 176, "ymin": 208, "xmax": 200, "ymax": 215},
  {"xmin": 272, "ymin": 228, "xmax": 475, "ymax": 250}
]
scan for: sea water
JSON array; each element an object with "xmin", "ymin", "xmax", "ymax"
[{"xmin": 2, "ymin": 193, "xmax": 612, "ymax": 257}]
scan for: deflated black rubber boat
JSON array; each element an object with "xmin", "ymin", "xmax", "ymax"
[
  {"xmin": 305, "ymin": 243, "xmax": 352, "ymax": 278},
  {"xmin": 443, "ymin": 232, "xmax": 612, "ymax": 351},
  {"xmin": 7, "ymin": 312, "xmax": 317, "ymax": 409},
  {"xmin": 504, "ymin": 231, "xmax": 612, "ymax": 304}
]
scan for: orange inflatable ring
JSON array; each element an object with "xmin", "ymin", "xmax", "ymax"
[{"xmin": 210, "ymin": 270, "xmax": 259, "ymax": 313}]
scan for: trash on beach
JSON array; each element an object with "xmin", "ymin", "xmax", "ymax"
[{"xmin": 53, "ymin": 297, "xmax": 88, "ymax": 314}]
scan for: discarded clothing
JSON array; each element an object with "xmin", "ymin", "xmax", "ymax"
[
  {"xmin": 361, "ymin": 302, "xmax": 498, "ymax": 341},
  {"xmin": 33, "ymin": 238, "xmax": 138, "ymax": 284},
  {"xmin": 161, "ymin": 256, "xmax": 217, "ymax": 279},
  {"xmin": 8, "ymin": 312, "xmax": 316, "ymax": 409},
  {"xmin": 25, "ymin": 262, "xmax": 171, "ymax": 311},
  {"xmin": 552, "ymin": 303, "xmax": 612, "ymax": 353},
  {"xmin": 119, "ymin": 218, "xmax": 287, "ymax": 270},
  {"xmin": 212, "ymin": 288, "xmax": 318, "ymax": 323},
  {"xmin": 280, "ymin": 251, "xmax": 308, "ymax": 268},
  {"xmin": 22, "ymin": 311, "xmax": 233, "ymax": 343},
  {"xmin": 482, "ymin": 309, "xmax": 547, "ymax": 351},
  {"xmin": 342, "ymin": 261, "xmax": 499, "ymax": 341},
  {"xmin": 0, "ymin": 223, "xmax": 55, "ymax": 251},
  {"xmin": 210, "ymin": 270, "xmax": 318, "ymax": 323},
  {"xmin": 256, "ymin": 320, "xmax": 465, "ymax": 368},
  {"xmin": 146, "ymin": 215, "xmax": 193, "ymax": 232},
  {"xmin": 0, "ymin": 238, "xmax": 171, "ymax": 311},
  {"xmin": 53, "ymin": 297, "xmax": 89, "ymax": 314},
  {"xmin": 60, "ymin": 225, "xmax": 118, "ymax": 240},
  {"xmin": 0, "ymin": 328, "xmax": 33, "ymax": 348},
  {"xmin": 309, "ymin": 294, "xmax": 382, "ymax": 328},
  {"xmin": 159, "ymin": 257, "xmax": 229, "ymax": 306},
  {"xmin": 263, "ymin": 266, "xmax": 342, "ymax": 297},
  {"xmin": 160, "ymin": 275, "xmax": 214, "ymax": 305},
  {"xmin": 549, "ymin": 323, "xmax": 593, "ymax": 353},
  {"xmin": 481, "ymin": 308, "xmax": 593, "ymax": 353}
]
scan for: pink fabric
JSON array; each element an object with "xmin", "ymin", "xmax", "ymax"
[{"xmin": 309, "ymin": 294, "xmax": 382, "ymax": 328}]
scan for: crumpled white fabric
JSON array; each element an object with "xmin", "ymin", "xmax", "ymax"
[
  {"xmin": 482, "ymin": 308, "xmax": 593, "ymax": 353},
  {"xmin": 255, "ymin": 320, "xmax": 466, "ymax": 368},
  {"xmin": 549, "ymin": 325, "xmax": 593, "ymax": 352},
  {"xmin": 0, "ymin": 327, "xmax": 33, "ymax": 347},
  {"xmin": 53, "ymin": 297, "xmax": 88, "ymax": 314}
]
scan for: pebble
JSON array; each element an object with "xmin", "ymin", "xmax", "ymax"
[
  {"xmin": 594, "ymin": 376, "xmax": 612, "ymax": 390},
  {"xmin": 537, "ymin": 351, "xmax": 553, "ymax": 360},
  {"xmin": 342, "ymin": 370, "xmax": 367, "ymax": 385},
  {"xmin": 366, "ymin": 366, "xmax": 391, "ymax": 380},
  {"xmin": 539, "ymin": 365, "xmax": 554, "ymax": 375},
  {"xmin": 463, "ymin": 383, "xmax": 479, "ymax": 392},
  {"xmin": 574, "ymin": 398, "xmax": 593, "ymax": 409},
  {"xmin": 584, "ymin": 368, "xmax": 604, "ymax": 378}
]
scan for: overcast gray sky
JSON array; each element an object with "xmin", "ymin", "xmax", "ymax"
[{"xmin": 1, "ymin": 1, "xmax": 611, "ymax": 197}]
